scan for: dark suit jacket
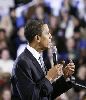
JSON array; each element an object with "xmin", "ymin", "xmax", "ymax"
[{"xmin": 11, "ymin": 48, "xmax": 72, "ymax": 100}]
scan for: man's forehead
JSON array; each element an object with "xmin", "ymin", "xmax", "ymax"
[{"xmin": 42, "ymin": 24, "xmax": 49, "ymax": 31}]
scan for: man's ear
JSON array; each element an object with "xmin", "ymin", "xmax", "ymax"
[{"xmin": 34, "ymin": 35, "xmax": 41, "ymax": 42}]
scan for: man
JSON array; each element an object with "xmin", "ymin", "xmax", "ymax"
[{"xmin": 11, "ymin": 19, "xmax": 75, "ymax": 100}]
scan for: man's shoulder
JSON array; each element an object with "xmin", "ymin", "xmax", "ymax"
[
  {"xmin": 14, "ymin": 48, "xmax": 33, "ymax": 69},
  {"xmin": 12, "ymin": 50, "xmax": 30, "ymax": 75},
  {"xmin": 16, "ymin": 50, "xmax": 29, "ymax": 63}
]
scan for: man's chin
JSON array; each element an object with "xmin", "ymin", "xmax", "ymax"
[
  {"xmin": 42, "ymin": 46, "xmax": 48, "ymax": 51},
  {"xmin": 42, "ymin": 45, "xmax": 51, "ymax": 51}
]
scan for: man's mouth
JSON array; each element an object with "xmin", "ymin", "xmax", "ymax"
[{"xmin": 48, "ymin": 42, "xmax": 52, "ymax": 48}]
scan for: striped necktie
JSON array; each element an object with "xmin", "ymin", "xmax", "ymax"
[{"xmin": 39, "ymin": 55, "xmax": 47, "ymax": 75}]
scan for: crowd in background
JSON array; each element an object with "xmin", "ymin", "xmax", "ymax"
[{"xmin": 0, "ymin": 0, "xmax": 86, "ymax": 100}]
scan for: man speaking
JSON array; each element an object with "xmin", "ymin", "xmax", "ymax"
[{"xmin": 11, "ymin": 19, "xmax": 75, "ymax": 100}]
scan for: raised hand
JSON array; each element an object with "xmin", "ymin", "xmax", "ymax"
[
  {"xmin": 46, "ymin": 64, "xmax": 63, "ymax": 82},
  {"xmin": 63, "ymin": 59, "xmax": 75, "ymax": 78}
]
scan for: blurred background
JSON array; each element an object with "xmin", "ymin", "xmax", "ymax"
[{"xmin": 0, "ymin": 0, "xmax": 86, "ymax": 100}]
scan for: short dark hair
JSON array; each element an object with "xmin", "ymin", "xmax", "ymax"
[
  {"xmin": 0, "ymin": 28, "xmax": 6, "ymax": 33},
  {"xmin": 24, "ymin": 19, "xmax": 44, "ymax": 43}
]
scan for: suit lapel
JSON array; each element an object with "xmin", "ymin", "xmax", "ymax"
[{"xmin": 24, "ymin": 48, "xmax": 44, "ymax": 77}]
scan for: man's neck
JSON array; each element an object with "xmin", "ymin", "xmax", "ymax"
[{"xmin": 29, "ymin": 42, "xmax": 42, "ymax": 53}]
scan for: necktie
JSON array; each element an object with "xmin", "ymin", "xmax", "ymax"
[{"xmin": 39, "ymin": 55, "xmax": 47, "ymax": 75}]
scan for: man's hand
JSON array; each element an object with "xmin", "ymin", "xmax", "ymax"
[
  {"xmin": 46, "ymin": 64, "xmax": 63, "ymax": 82},
  {"xmin": 63, "ymin": 62, "xmax": 75, "ymax": 78}
]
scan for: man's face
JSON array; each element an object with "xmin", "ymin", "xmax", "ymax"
[{"xmin": 39, "ymin": 24, "xmax": 52, "ymax": 50}]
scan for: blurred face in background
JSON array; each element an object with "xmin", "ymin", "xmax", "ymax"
[
  {"xmin": 17, "ymin": 27, "xmax": 25, "ymax": 39},
  {"xmin": 73, "ymin": 17, "xmax": 80, "ymax": 27},
  {"xmin": 66, "ymin": 38, "xmax": 75, "ymax": 51},
  {"xmin": 80, "ymin": 49, "xmax": 86, "ymax": 57},
  {"xmin": 64, "ymin": 0, "xmax": 70, "ymax": 5},
  {"xmin": 77, "ymin": 65, "xmax": 86, "ymax": 80},
  {"xmin": 2, "ymin": 89, "xmax": 11, "ymax": 100},
  {"xmin": 10, "ymin": 8, "xmax": 16, "ymax": 18},
  {"xmin": 84, "ymin": 0, "xmax": 86, "ymax": 5},
  {"xmin": 0, "ymin": 40, "xmax": 7, "ymax": 50},
  {"xmin": 35, "ymin": 6, "xmax": 44, "ymax": 20},
  {"xmin": 0, "ymin": 30, "xmax": 6, "ymax": 40},
  {"xmin": 1, "ymin": 49, "xmax": 10, "ymax": 60},
  {"xmin": 50, "ymin": 16, "xmax": 58, "ymax": 30},
  {"xmin": 61, "ymin": 9, "xmax": 69, "ymax": 22},
  {"xmin": 0, "ymin": 15, "xmax": 13, "ymax": 37}
]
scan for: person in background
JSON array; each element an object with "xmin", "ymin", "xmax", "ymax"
[
  {"xmin": 0, "ymin": 15, "xmax": 13, "ymax": 38},
  {"xmin": 0, "ymin": 48, "xmax": 14, "ymax": 74},
  {"xmin": 65, "ymin": 37, "xmax": 79, "ymax": 61},
  {"xmin": 1, "ymin": 88, "xmax": 11, "ymax": 100},
  {"xmin": 15, "ymin": 26, "xmax": 27, "ymax": 50},
  {"xmin": 0, "ymin": 28, "xmax": 6, "ymax": 40},
  {"xmin": 32, "ymin": 4, "xmax": 49, "ymax": 24},
  {"xmin": 0, "ymin": 40, "xmax": 8, "ymax": 51}
]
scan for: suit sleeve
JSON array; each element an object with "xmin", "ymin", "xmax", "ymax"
[
  {"xmin": 15, "ymin": 59, "xmax": 53, "ymax": 100},
  {"xmin": 51, "ymin": 76, "xmax": 73, "ymax": 99}
]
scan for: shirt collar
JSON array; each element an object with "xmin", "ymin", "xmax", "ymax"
[{"xmin": 27, "ymin": 44, "xmax": 41, "ymax": 61}]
